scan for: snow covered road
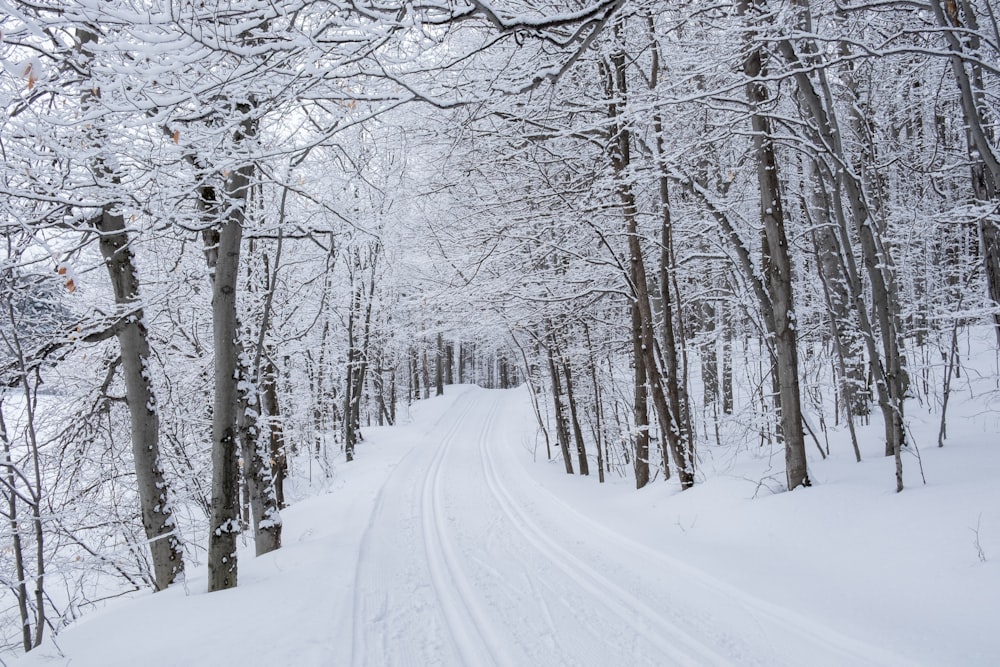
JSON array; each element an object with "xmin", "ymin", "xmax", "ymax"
[
  {"xmin": 348, "ymin": 387, "xmax": 909, "ymax": 667},
  {"xmin": 19, "ymin": 384, "xmax": 988, "ymax": 667}
]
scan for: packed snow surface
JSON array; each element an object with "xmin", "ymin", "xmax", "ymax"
[{"xmin": 15, "ymin": 385, "xmax": 999, "ymax": 666}]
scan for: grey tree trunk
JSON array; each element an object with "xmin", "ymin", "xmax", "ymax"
[
  {"xmin": 631, "ymin": 300, "xmax": 651, "ymax": 489},
  {"xmin": 436, "ymin": 333, "xmax": 445, "ymax": 396},
  {"xmin": 208, "ymin": 211, "xmax": 243, "ymax": 591},
  {"xmin": 344, "ymin": 282, "xmax": 361, "ymax": 461},
  {"xmin": 261, "ymin": 358, "xmax": 287, "ymax": 509},
  {"xmin": 78, "ymin": 27, "xmax": 184, "ymax": 590},
  {"xmin": 583, "ymin": 323, "xmax": 606, "ymax": 483},
  {"xmin": 97, "ymin": 211, "xmax": 185, "ymax": 587},
  {"xmin": 445, "ymin": 341, "xmax": 455, "ymax": 385},
  {"xmin": 653, "ymin": 134, "xmax": 695, "ymax": 465},
  {"xmin": 204, "ymin": 112, "xmax": 255, "ymax": 590},
  {"xmin": 0, "ymin": 400, "xmax": 33, "ymax": 652},
  {"xmin": 546, "ymin": 341, "xmax": 574, "ymax": 475},
  {"xmin": 559, "ymin": 350, "xmax": 589, "ymax": 476},
  {"xmin": 741, "ymin": 0, "xmax": 810, "ymax": 491},
  {"xmin": 648, "ymin": 15, "xmax": 695, "ymax": 464},
  {"xmin": 236, "ymin": 344, "xmax": 281, "ymax": 556},
  {"xmin": 722, "ymin": 308, "xmax": 734, "ymax": 415},
  {"xmin": 809, "ymin": 195, "xmax": 868, "ymax": 419}
]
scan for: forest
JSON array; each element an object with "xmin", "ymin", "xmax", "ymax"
[{"xmin": 0, "ymin": 0, "xmax": 998, "ymax": 659}]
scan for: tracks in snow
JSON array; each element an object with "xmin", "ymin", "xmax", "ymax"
[
  {"xmin": 477, "ymin": 397, "xmax": 732, "ymax": 667},
  {"xmin": 351, "ymin": 389, "xmax": 508, "ymax": 667},
  {"xmin": 483, "ymin": 391, "xmax": 918, "ymax": 667},
  {"xmin": 351, "ymin": 387, "xmax": 909, "ymax": 667},
  {"xmin": 420, "ymin": 394, "xmax": 508, "ymax": 667}
]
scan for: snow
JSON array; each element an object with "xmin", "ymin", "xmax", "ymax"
[{"xmin": 13, "ymin": 385, "xmax": 999, "ymax": 666}]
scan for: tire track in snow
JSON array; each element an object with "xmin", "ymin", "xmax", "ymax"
[
  {"xmin": 420, "ymin": 393, "xmax": 511, "ymax": 667},
  {"xmin": 477, "ymin": 395, "xmax": 733, "ymax": 667},
  {"xmin": 490, "ymin": 392, "xmax": 920, "ymax": 667},
  {"xmin": 351, "ymin": 388, "xmax": 483, "ymax": 667}
]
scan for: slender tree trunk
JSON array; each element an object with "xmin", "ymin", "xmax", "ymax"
[
  {"xmin": 422, "ymin": 346, "xmax": 430, "ymax": 399},
  {"xmin": 560, "ymin": 353, "xmax": 590, "ymax": 476},
  {"xmin": 96, "ymin": 211, "xmax": 185, "ymax": 585},
  {"xmin": 410, "ymin": 348, "xmax": 420, "ymax": 401},
  {"xmin": 631, "ymin": 301, "xmax": 651, "ymax": 489},
  {"xmin": 653, "ymin": 117, "xmax": 696, "ymax": 472},
  {"xmin": 207, "ymin": 212, "xmax": 243, "ymax": 591},
  {"xmin": 261, "ymin": 358, "xmax": 286, "ymax": 509},
  {"xmin": 546, "ymin": 341, "xmax": 574, "ymax": 474},
  {"xmin": 722, "ymin": 307, "xmax": 734, "ymax": 415},
  {"xmin": 235, "ymin": 342, "xmax": 280, "ymax": 555},
  {"xmin": 389, "ymin": 369, "xmax": 397, "ymax": 424},
  {"xmin": 204, "ymin": 109, "xmax": 255, "ymax": 591},
  {"xmin": 436, "ymin": 333, "xmax": 445, "ymax": 396},
  {"xmin": 809, "ymin": 194, "xmax": 868, "ymax": 418},
  {"xmin": 0, "ymin": 403, "xmax": 32, "ymax": 653},
  {"xmin": 583, "ymin": 323, "xmax": 606, "ymax": 484},
  {"xmin": 773, "ymin": 1, "xmax": 905, "ymax": 483},
  {"xmin": 344, "ymin": 281, "xmax": 361, "ymax": 461},
  {"xmin": 741, "ymin": 0, "xmax": 810, "ymax": 491}
]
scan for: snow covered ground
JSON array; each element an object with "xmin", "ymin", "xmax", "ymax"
[{"xmin": 13, "ymin": 383, "xmax": 1000, "ymax": 666}]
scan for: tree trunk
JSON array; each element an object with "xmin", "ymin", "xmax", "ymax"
[
  {"xmin": 445, "ymin": 341, "xmax": 455, "ymax": 385},
  {"xmin": 422, "ymin": 346, "xmax": 430, "ymax": 399},
  {"xmin": 261, "ymin": 358, "xmax": 287, "ymax": 509},
  {"xmin": 207, "ymin": 211, "xmax": 243, "ymax": 591},
  {"xmin": 775, "ymin": 3, "xmax": 906, "ymax": 481},
  {"xmin": 722, "ymin": 308, "xmax": 734, "ymax": 415},
  {"xmin": 0, "ymin": 402, "xmax": 33, "ymax": 652},
  {"xmin": 559, "ymin": 350, "xmax": 589, "ymax": 476},
  {"xmin": 546, "ymin": 342, "xmax": 574, "ymax": 474},
  {"xmin": 654, "ymin": 134, "xmax": 695, "ymax": 470},
  {"xmin": 410, "ymin": 348, "xmax": 420, "ymax": 401},
  {"xmin": 204, "ymin": 109, "xmax": 255, "ymax": 590},
  {"xmin": 344, "ymin": 282, "xmax": 362, "ymax": 461},
  {"xmin": 78, "ymin": 27, "xmax": 183, "ymax": 591},
  {"xmin": 631, "ymin": 300, "xmax": 651, "ymax": 489},
  {"xmin": 236, "ymin": 343, "xmax": 281, "ymax": 556},
  {"xmin": 583, "ymin": 323, "xmax": 606, "ymax": 484},
  {"xmin": 436, "ymin": 333, "xmax": 445, "ymax": 396},
  {"xmin": 741, "ymin": 0, "xmax": 810, "ymax": 491}
]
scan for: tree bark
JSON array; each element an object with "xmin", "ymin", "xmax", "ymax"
[
  {"xmin": 261, "ymin": 357, "xmax": 287, "ymax": 509},
  {"xmin": 631, "ymin": 300, "xmax": 651, "ymax": 489},
  {"xmin": 78, "ymin": 26, "xmax": 184, "ymax": 590},
  {"xmin": 559, "ymin": 350, "xmax": 589, "ymax": 476},
  {"xmin": 436, "ymin": 333, "xmax": 445, "ymax": 396},
  {"xmin": 546, "ymin": 341, "xmax": 574, "ymax": 474},
  {"xmin": 741, "ymin": 0, "xmax": 810, "ymax": 491},
  {"xmin": 204, "ymin": 109, "xmax": 255, "ymax": 591},
  {"xmin": 236, "ymin": 342, "xmax": 281, "ymax": 555},
  {"xmin": 96, "ymin": 210, "xmax": 185, "ymax": 587},
  {"xmin": 208, "ymin": 211, "xmax": 243, "ymax": 591}
]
